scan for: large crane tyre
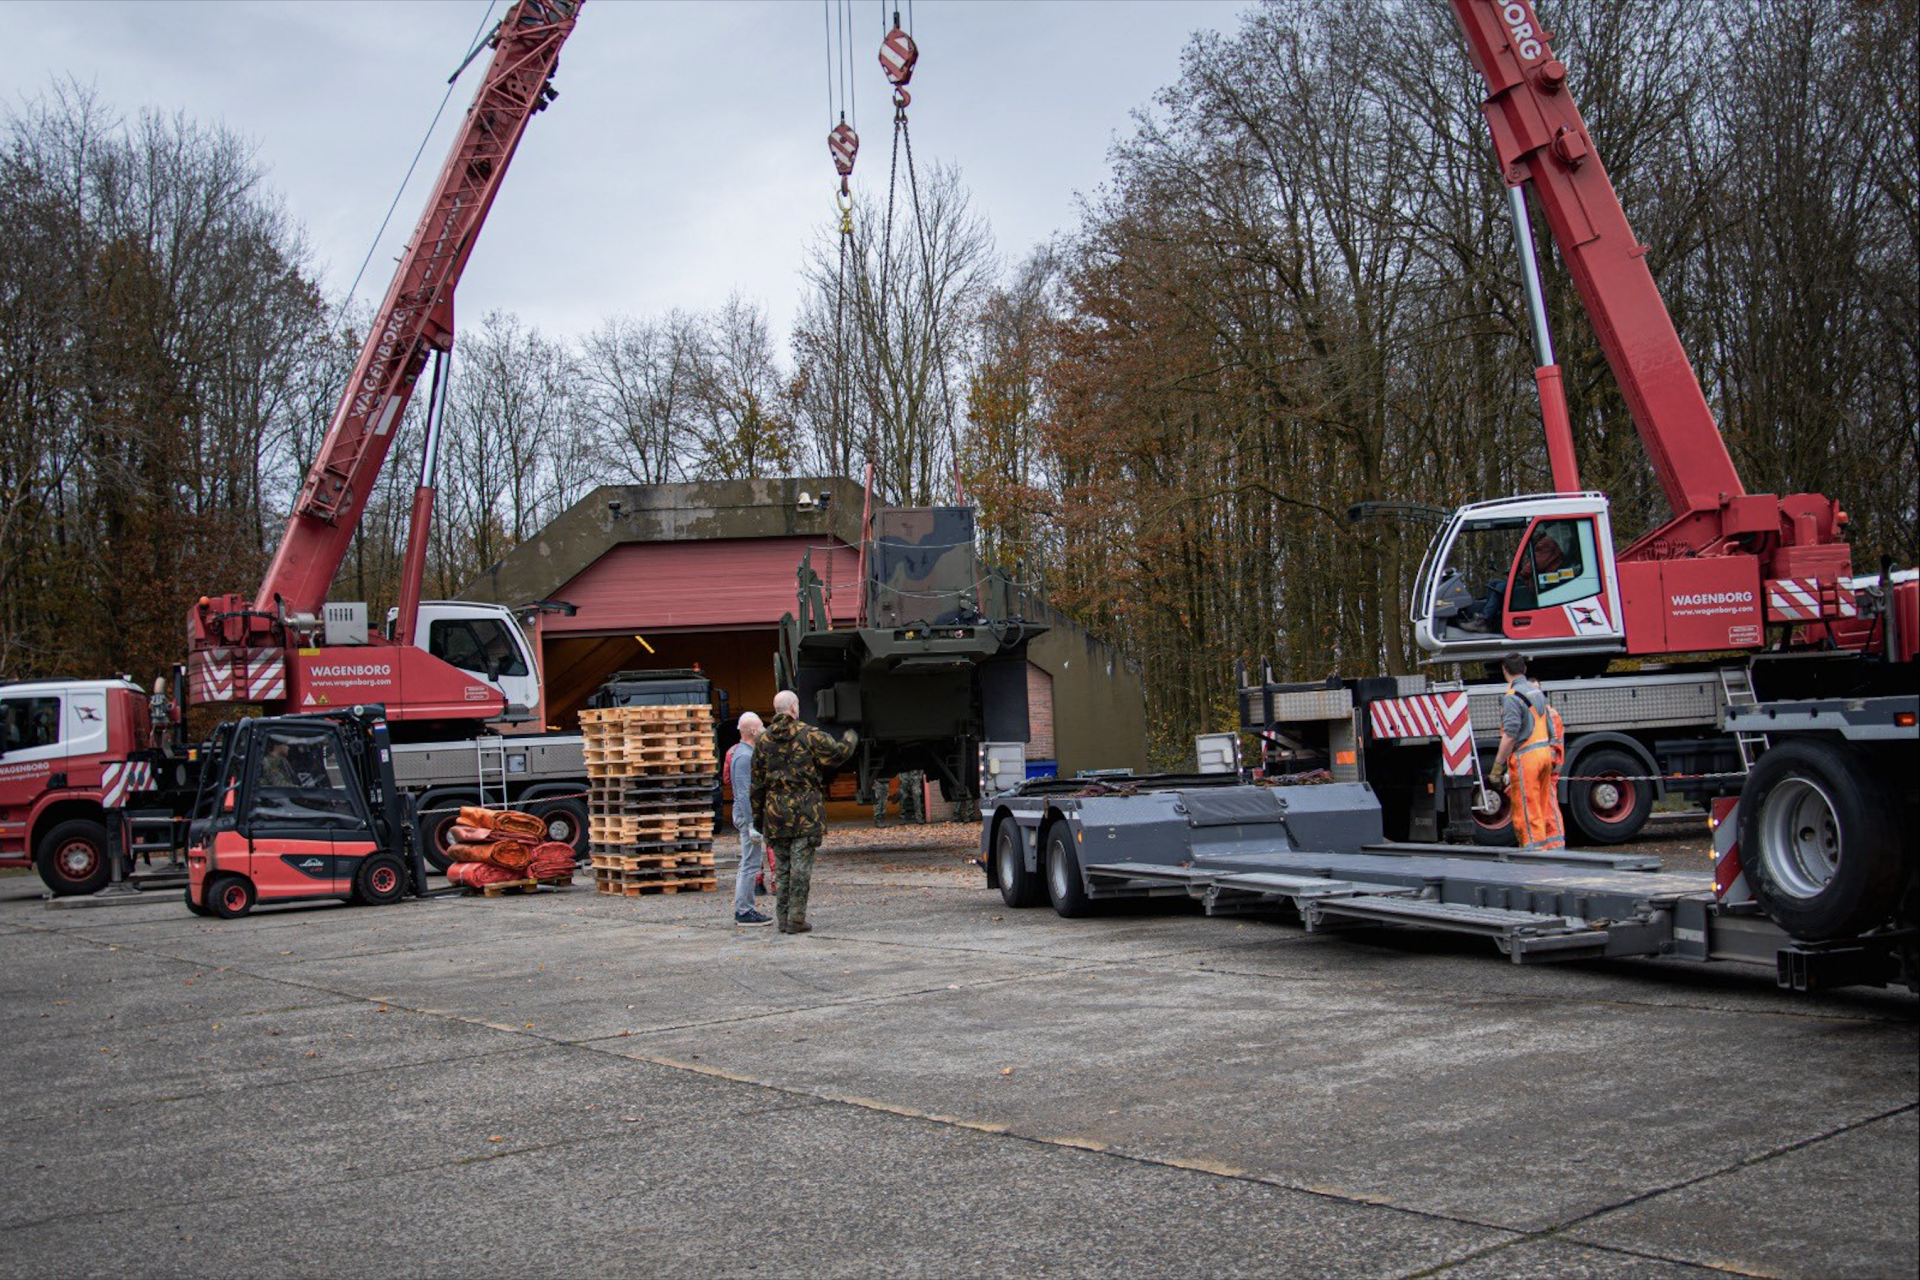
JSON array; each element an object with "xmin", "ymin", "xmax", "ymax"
[
  {"xmin": 1564, "ymin": 746, "xmax": 1654, "ymax": 845},
  {"xmin": 1738, "ymin": 740, "xmax": 1906, "ymax": 941},
  {"xmin": 415, "ymin": 795, "xmax": 477, "ymax": 873},
  {"xmin": 34, "ymin": 817, "xmax": 113, "ymax": 897},
  {"xmin": 993, "ymin": 819, "xmax": 1044, "ymax": 908}
]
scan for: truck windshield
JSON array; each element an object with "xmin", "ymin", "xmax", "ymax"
[
  {"xmin": 1, "ymin": 697, "xmax": 61, "ymax": 752},
  {"xmin": 430, "ymin": 618, "xmax": 529, "ymax": 678}
]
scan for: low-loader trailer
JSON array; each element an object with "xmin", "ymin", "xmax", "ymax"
[{"xmin": 982, "ymin": 686, "xmax": 1917, "ymax": 993}]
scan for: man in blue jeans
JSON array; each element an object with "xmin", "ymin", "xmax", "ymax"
[{"xmin": 729, "ymin": 712, "xmax": 773, "ymax": 926}]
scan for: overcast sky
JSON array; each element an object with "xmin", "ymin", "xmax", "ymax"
[{"xmin": 13, "ymin": 0, "xmax": 1249, "ymax": 345}]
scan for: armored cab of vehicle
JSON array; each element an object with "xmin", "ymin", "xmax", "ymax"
[{"xmin": 776, "ymin": 508, "xmax": 1044, "ymax": 813}]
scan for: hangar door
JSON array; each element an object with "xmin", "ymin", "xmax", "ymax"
[{"xmin": 534, "ymin": 537, "xmax": 860, "ymax": 728}]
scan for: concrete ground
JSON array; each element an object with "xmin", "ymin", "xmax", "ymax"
[{"xmin": 0, "ymin": 822, "xmax": 1913, "ymax": 1279}]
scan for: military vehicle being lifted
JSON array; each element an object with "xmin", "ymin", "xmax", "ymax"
[{"xmin": 776, "ymin": 507, "xmax": 1044, "ymax": 816}]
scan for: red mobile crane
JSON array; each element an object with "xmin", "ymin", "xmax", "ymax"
[
  {"xmin": 1242, "ymin": 0, "xmax": 1915, "ymax": 858},
  {"xmin": 3, "ymin": 1, "xmax": 594, "ymax": 897},
  {"xmin": 1004, "ymin": 2, "xmax": 1914, "ymax": 987},
  {"xmin": 186, "ymin": 0, "xmax": 583, "ymax": 729},
  {"xmin": 1410, "ymin": 0, "xmax": 1874, "ymax": 667}
]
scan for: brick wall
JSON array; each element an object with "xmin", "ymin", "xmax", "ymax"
[{"xmin": 1026, "ymin": 662, "xmax": 1056, "ymax": 759}]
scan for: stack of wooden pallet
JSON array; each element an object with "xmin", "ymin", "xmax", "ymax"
[{"xmin": 581, "ymin": 705, "xmax": 718, "ymax": 897}]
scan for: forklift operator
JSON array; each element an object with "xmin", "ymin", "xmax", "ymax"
[{"xmin": 262, "ymin": 739, "xmax": 297, "ymax": 789}]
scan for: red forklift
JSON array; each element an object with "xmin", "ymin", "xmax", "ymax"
[{"xmin": 185, "ymin": 706, "xmax": 428, "ymax": 919}]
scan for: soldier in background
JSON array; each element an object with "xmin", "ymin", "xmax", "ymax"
[{"xmin": 750, "ymin": 689, "xmax": 857, "ymax": 934}]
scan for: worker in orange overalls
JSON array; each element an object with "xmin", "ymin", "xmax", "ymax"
[{"xmin": 1491, "ymin": 652, "xmax": 1566, "ymax": 851}]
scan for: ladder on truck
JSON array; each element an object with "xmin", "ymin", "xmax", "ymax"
[
  {"xmin": 473, "ymin": 737, "xmax": 510, "ymax": 811},
  {"xmin": 1718, "ymin": 665, "xmax": 1768, "ymax": 771}
]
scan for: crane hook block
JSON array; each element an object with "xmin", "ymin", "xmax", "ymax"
[
  {"xmin": 829, "ymin": 121, "xmax": 860, "ymax": 178},
  {"xmin": 879, "ymin": 26, "xmax": 918, "ymax": 87}
]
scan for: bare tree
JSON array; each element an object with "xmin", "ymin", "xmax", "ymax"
[{"xmin": 576, "ymin": 310, "xmax": 698, "ymax": 485}]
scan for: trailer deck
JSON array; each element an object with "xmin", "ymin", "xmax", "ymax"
[{"xmin": 985, "ymin": 777, "xmax": 1911, "ymax": 990}]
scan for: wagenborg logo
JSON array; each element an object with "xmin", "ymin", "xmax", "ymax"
[
  {"xmin": 1502, "ymin": 1, "xmax": 1544, "ymax": 60},
  {"xmin": 308, "ymin": 664, "xmax": 392, "ymax": 678},
  {"xmin": 1673, "ymin": 592, "xmax": 1753, "ymax": 606}
]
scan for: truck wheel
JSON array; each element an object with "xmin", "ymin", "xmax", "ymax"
[
  {"xmin": 995, "ymin": 820, "xmax": 1043, "ymax": 908},
  {"xmin": 34, "ymin": 818, "xmax": 113, "ymax": 896},
  {"xmin": 1739, "ymin": 740, "xmax": 1903, "ymax": 940},
  {"xmin": 530, "ymin": 797, "xmax": 590, "ymax": 857},
  {"xmin": 1566, "ymin": 747, "xmax": 1653, "ymax": 845},
  {"xmin": 208, "ymin": 874, "xmax": 255, "ymax": 920},
  {"xmin": 354, "ymin": 853, "xmax": 408, "ymax": 907},
  {"xmin": 183, "ymin": 885, "xmax": 212, "ymax": 917},
  {"xmin": 1469, "ymin": 788, "xmax": 1516, "ymax": 847},
  {"xmin": 417, "ymin": 801, "xmax": 473, "ymax": 873},
  {"xmin": 1043, "ymin": 822, "xmax": 1093, "ymax": 919}
]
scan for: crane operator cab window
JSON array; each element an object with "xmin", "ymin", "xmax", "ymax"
[
  {"xmin": 429, "ymin": 618, "xmax": 530, "ymax": 681},
  {"xmin": 1509, "ymin": 518, "xmax": 1601, "ymax": 612},
  {"xmin": 1434, "ymin": 518, "xmax": 1529, "ymax": 635},
  {"xmin": 248, "ymin": 724, "xmax": 365, "ymax": 830},
  {"xmin": 1434, "ymin": 516, "xmax": 1604, "ymax": 637}
]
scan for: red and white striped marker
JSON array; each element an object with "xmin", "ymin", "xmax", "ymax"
[
  {"xmin": 879, "ymin": 26, "xmax": 917, "ymax": 86},
  {"xmin": 1368, "ymin": 692, "xmax": 1475, "ymax": 776}
]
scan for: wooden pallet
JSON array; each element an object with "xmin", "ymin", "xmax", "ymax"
[
  {"xmin": 593, "ymin": 869, "xmax": 717, "ymax": 896},
  {"xmin": 590, "ymin": 837, "xmax": 714, "ymax": 859},
  {"xmin": 459, "ymin": 872, "xmax": 574, "ymax": 897},
  {"xmin": 591, "ymin": 850, "xmax": 714, "ymax": 872}
]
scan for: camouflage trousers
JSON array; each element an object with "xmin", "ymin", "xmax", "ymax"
[{"xmin": 771, "ymin": 836, "xmax": 819, "ymax": 925}]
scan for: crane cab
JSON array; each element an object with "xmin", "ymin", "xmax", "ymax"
[
  {"xmin": 1412, "ymin": 493, "xmax": 1626, "ymax": 663},
  {"xmin": 405, "ymin": 602, "xmax": 541, "ymax": 717}
]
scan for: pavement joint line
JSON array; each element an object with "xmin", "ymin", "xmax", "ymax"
[
  {"xmin": 0, "ymin": 1125, "xmax": 647, "ymax": 1236},
  {"xmin": 4, "ymin": 936, "xmax": 1536, "ymax": 1247},
  {"xmin": 586, "ymin": 1043, "xmax": 1535, "ymax": 1240},
  {"xmin": 15, "ymin": 997, "xmax": 366, "ymax": 1049},
  {"xmin": 1411, "ymin": 1100, "xmax": 1920, "ymax": 1280},
  {"xmin": 5, "ymin": 1039, "xmax": 554, "ymax": 1126}
]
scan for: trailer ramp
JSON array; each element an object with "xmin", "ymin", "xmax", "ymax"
[{"xmin": 1084, "ymin": 849, "xmax": 1717, "ymax": 965}]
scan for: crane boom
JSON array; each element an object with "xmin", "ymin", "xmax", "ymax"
[
  {"xmin": 1450, "ymin": 0, "xmax": 1743, "ymax": 528},
  {"xmin": 256, "ymin": 0, "xmax": 582, "ymax": 619},
  {"xmin": 1412, "ymin": 1, "xmax": 1857, "ymax": 664},
  {"xmin": 187, "ymin": 0, "xmax": 581, "ymax": 725}
]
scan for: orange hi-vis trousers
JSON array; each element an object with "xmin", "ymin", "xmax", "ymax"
[{"xmin": 1509, "ymin": 741, "xmax": 1564, "ymax": 850}]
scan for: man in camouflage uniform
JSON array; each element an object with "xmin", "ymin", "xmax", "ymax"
[{"xmin": 750, "ymin": 689, "xmax": 857, "ymax": 934}]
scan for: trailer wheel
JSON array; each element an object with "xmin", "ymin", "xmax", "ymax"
[
  {"xmin": 34, "ymin": 818, "xmax": 114, "ymax": 896},
  {"xmin": 208, "ymin": 874, "xmax": 255, "ymax": 920},
  {"xmin": 354, "ymin": 853, "xmax": 408, "ymax": 907},
  {"xmin": 1566, "ymin": 747, "xmax": 1652, "ymax": 845},
  {"xmin": 1739, "ymin": 740, "xmax": 1903, "ymax": 941},
  {"xmin": 995, "ymin": 820, "xmax": 1043, "ymax": 908},
  {"xmin": 183, "ymin": 885, "xmax": 212, "ymax": 917},
  {"xmin": 1044, "ymin": 822, "xmax": 1093, "ymax": 919}
]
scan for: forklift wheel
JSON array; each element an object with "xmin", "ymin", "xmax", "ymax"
[
  {"xmin": 208, "ymin": 875, "xmax": 256, "ymax": 920},
  {"xmin": 355, "ymin": 854, "xmax": 408, "ymax": 907},
  {"xmin": 183, "ymin": 885, "xmax": 212, "ymax": 918}
]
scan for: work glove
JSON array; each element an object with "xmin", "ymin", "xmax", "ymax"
[{"xmin": 841, "ymin": 728, "xmax": 859, "ymax": 746}]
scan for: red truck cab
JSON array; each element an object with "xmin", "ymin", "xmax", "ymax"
[{"xmin": 0, "ymin": 679, "xmax": 155, "ymax": 895}]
